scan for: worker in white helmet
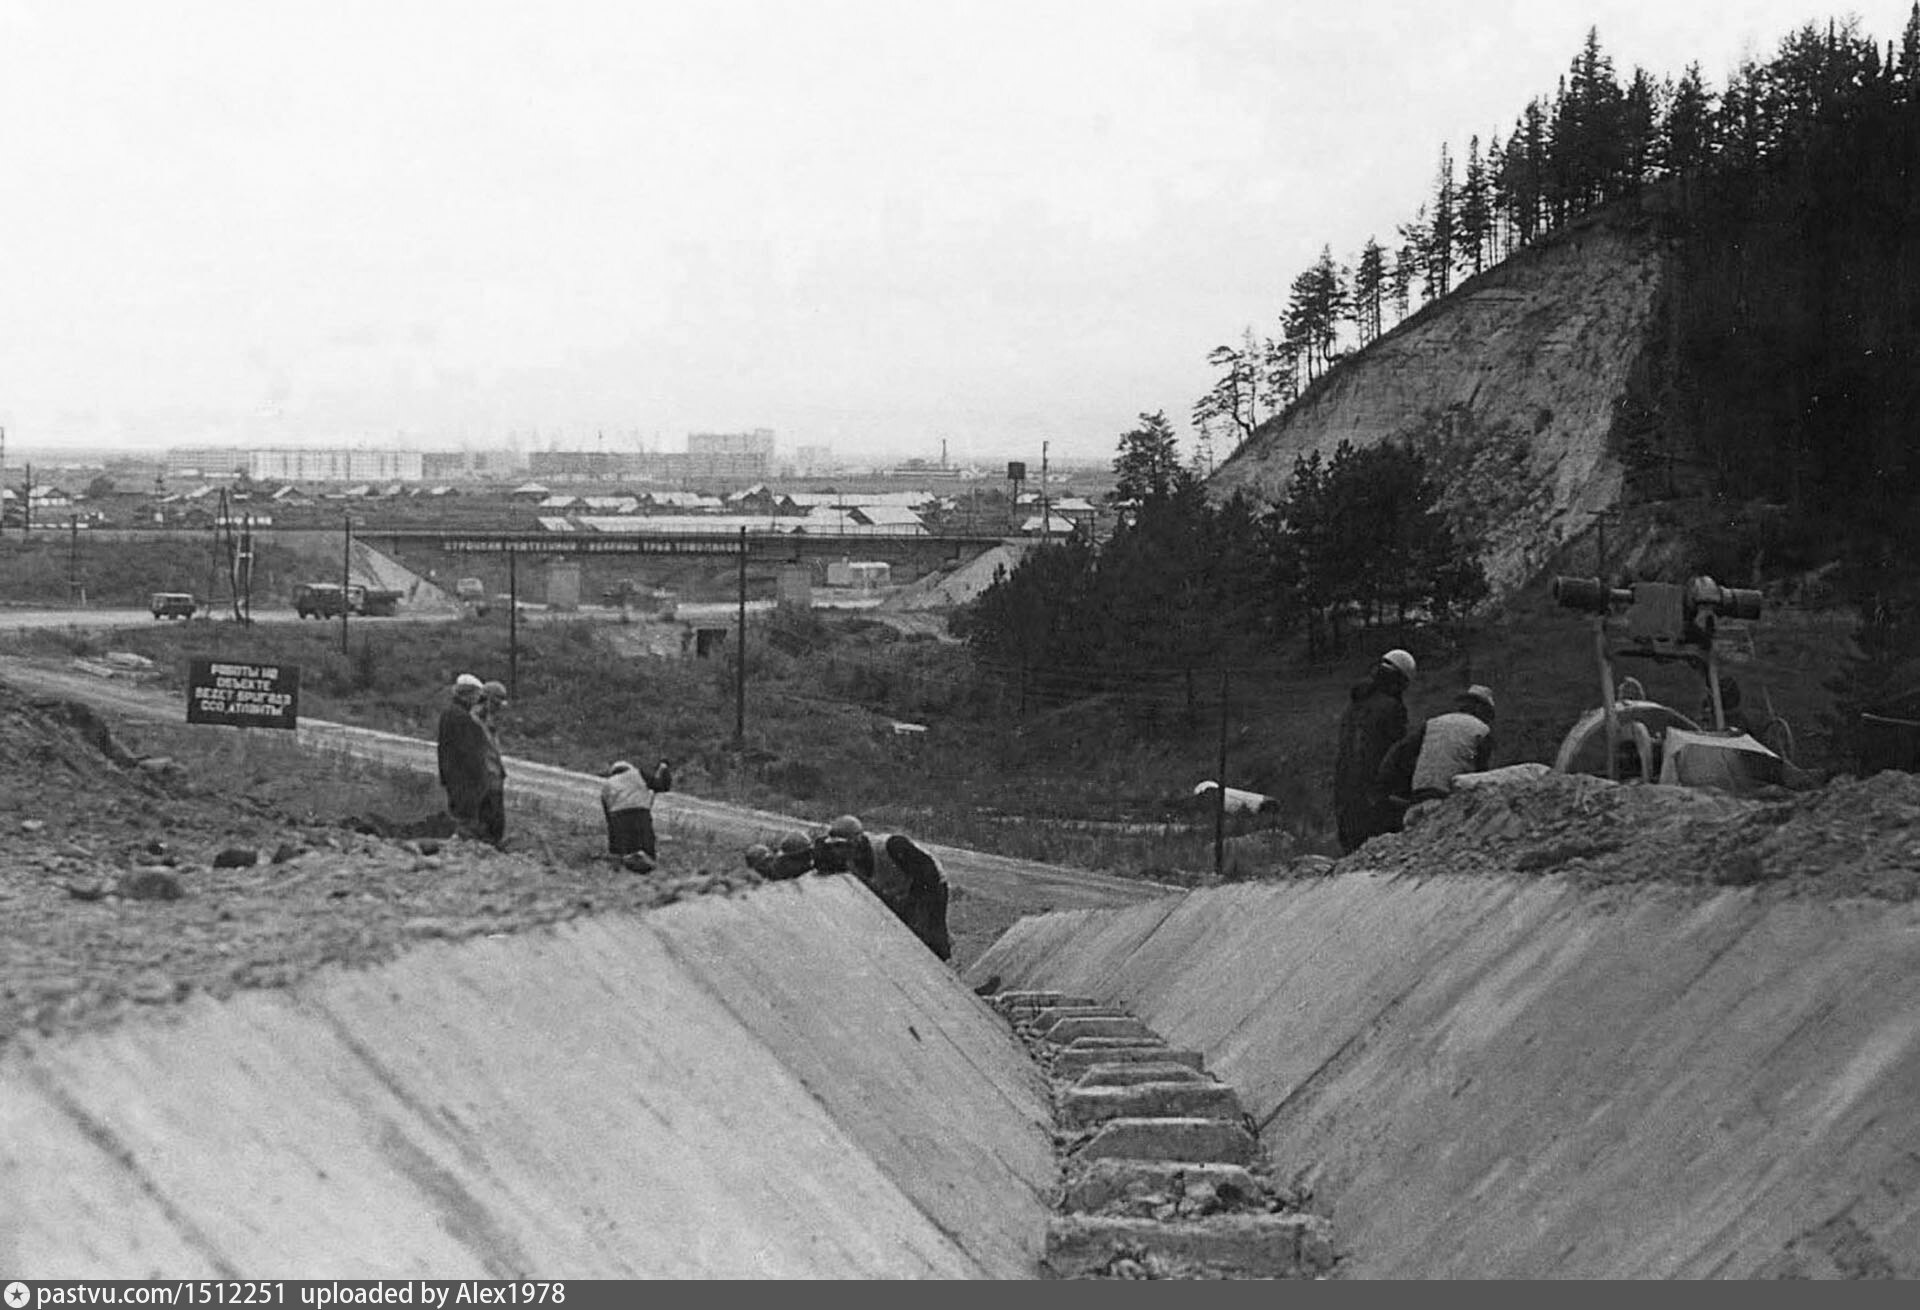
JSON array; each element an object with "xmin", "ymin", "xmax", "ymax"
[
  {"xmin": 1333, "ymin": 649, "xmax": 1417, "ymax": 854},
  {"xmin": 436, "ymin": 673, "xmax": 491, "ymax": 840}
]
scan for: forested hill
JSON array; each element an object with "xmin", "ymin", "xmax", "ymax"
[{"xmin": 1207, "ymin": 14, "xmax": 1920, "ymax": 608}]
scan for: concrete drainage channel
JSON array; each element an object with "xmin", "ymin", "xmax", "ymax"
[{"xmin": 990, "ymin": 990, "xmax": 1339, "ymax": 1280}]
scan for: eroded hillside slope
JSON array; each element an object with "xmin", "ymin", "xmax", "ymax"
[{"xmin": 1211, "ymin": 207, "xmax": 1669, "ymax": 593}]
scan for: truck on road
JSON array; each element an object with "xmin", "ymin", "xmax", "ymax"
[{"xmin": 294, "ymin": 582, "xmax": 403, "ymax": 618}]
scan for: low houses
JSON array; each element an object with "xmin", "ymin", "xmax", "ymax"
[
  {"xmin": 645, "ymin": 490, "xmax": 723, "ymax": 512},
  {"xmin": 799, "ymin": 505, "xmax": 927, "ymax": 535},
  {"xmin": 726, "ymin": 484, "xmax": 776, "ymax": 514},
  {"xmin": 1019, "ymin": 513, "xmax": 1080, "ymax": 537}
]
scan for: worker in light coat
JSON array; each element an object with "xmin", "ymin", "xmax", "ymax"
[
  {"xmin": 600, "ymin": 758, "xmax": 672, "ymax": 862},
  {"xmin": 1378, "ymin": 685, "xmax": 1498, "ymax": 827}
]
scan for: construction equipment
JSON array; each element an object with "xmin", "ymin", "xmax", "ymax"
[{"xmin": 1550, "ymin": 575, "xmax": 1786, "ymax": 791}]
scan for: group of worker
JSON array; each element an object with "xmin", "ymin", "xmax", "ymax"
[
  {"xmin": 1332, "ymin": 648, "xmax": 1499, "ymax": 854},
  {"xmin": 431, "ymin": 674, "xmax": 952, "ymax": 962},
  {"xmin": 435, "ymin": 672, "xmax": 511, "ymax": 846},
  {"xmin": 743, "ymin": 816, "xmax": 954, "ymax": 962}
]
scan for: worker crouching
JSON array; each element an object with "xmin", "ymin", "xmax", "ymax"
[
  {"xmin": 1378, "ymin": 685, "xmax": 1498, "ymax": 832},
  {"xmin": 601, "ymin": 758, "xmax": 672, "ymax": 869},
  {"xmin": 812, "ymin": 815, "xmax": 953, "ymax": 961}
]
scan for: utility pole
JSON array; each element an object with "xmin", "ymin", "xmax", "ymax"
[
  {"xmin": 240, "ymin": 513, "xmax": 254, "ymax": 626},
  {"xmin": 68, "ymin": 514, "xmax": 78, "ymax": 604},
  {"xmin": 23, "ymin": 461, "xmax": 31, "ymax": 535},
  {"xmin": 208, "ymin": 490, "xmax": 223, "ymax": 615},
  {"xmin": 341, "ymin": 512, "xmax": 352, "ymax": 653},
  {"xmin": 508, "ymin": 549, "xmax": 519, "ymax": 696},
  {"xmin": 735, "ymin": 525, "xmax": 747, "ymax": 746},
  {"xmin": 1213, "ymin": 668, "xmax": 1230, "ymax": 879},
  {"xmin": 1040, "ymin": 442, "xmax": 1050, "ymax": 547}
]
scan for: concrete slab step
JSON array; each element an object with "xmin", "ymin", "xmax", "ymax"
[
  {"xmin": 1072, "ymin": 1062, "xmax": 1209, "ymax": 1089},
  {"xmin": 1044, "ymin": 1213, "xmax": 1336, "ymax": 1279},
  {"xmin": 1023, "ymin": 1005, "xmax": 1134, "ymax": 1036},
  {"xmin": 1072, "ymin": 1116, "xmax": 1259, "ymax": 1166},
  {"xmin": 1051, "ymin": 1047, "xmax": 1203, "ymax": 1079},
  {"xmin": 1058, "ymin": 1081, "xmax": 1244, "ymax": 1130},
  {"xmin": 994, "ymin": 991, "xmax": 1095, "ymax": 1014},
  {"xmin": 1044, "ymin": 1015, "xmax": 1160, "ymax": 1045},
  {"xmin": 1060, "ymin": 1159, "xmax": 1263, "ymax": 1214}
]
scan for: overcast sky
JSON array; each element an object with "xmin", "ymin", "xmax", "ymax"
[{"xmin": 1, "ymin": 1, "xmax": 1910, "ymax": 464}]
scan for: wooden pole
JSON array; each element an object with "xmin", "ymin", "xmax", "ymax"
[
  {"xmin": 508, "ymin": 549, "xmax": 519, "ymax": 697},
  {"xmin": 241, "ymin": 514, "xmax": 253, "ymax": 626},
  {"xmin": 1213, "ymin": 668, "xmax": 1229, "ymax": 879},
  {"xmin": 735, "ymin": 526, "xmax": 747, "ymax": 746},
  {"xmin": 1596, "ymin": 616, "xmax": 1619, "ymax": 781},
  {"xmin": 340, "ymin": 512, "xmax": 352, "ymax": 654}
]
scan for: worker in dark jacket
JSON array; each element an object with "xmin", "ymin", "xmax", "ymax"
[
  {"xmin": 882, "ymin": 833, "xmax": 953, "ymax": 962},
  {"xmin": 813, "ymin": 815, "xmax": 952, "ymax": 961},
  {"xmin": 474, "ymin": 679, "xmax": 510, "ymax": 847},
  {"xmin": 435, "ymin": 673, "xmax": 492, "ymax": 840},
  {"xmin": 1333, "ymin": 649, "xmax": 1416, "ymax": 854}
]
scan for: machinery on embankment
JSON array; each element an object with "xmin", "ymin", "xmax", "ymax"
[{"xmin": 1549, "ymin": 573, "xmax": 1803, "ymax": 792}]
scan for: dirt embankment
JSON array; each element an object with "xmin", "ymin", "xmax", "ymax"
[
  {"xmin": 1210, "ymin": 207, "xmax": 1667, "ymax": 593},
  {"xmin": 1344, "ymin": 769, "xmax": 1920, "ymax": 903},
  {"xmin": 0, "ymin": 684, "xmax": 760, "ymax": 1049}
]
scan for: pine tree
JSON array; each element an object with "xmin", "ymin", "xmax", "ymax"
[
  {"xmin": 1426, "ymin": 146, "xmax": 1456, "ymax": 298},
  {"xmin": 1352, "ymin": 237, "xmax": 1387, "ymax": 343},
  {"xmin": 1562, "ymin": 28, "xmax": 1625, "ymax": 209},
  {"xmin": 1109, "ymin": 410, "xmax": 1187, "ymax": 508},
  {"xmin": 1285, "ymin": 248, "xmax": 1350, "ymax": 380},
  {"xmin": 1517, "ymin": 98, "xmax": 1550, "ymax": 239},
  {"xmin": 1900, "ymin": 3, "xmax": 1920, "ymax": 100},
  {"xmin": 1261, "ymin": 333, "xmax": 1300, "ymax": 410},
  {"xmin": 1391, "ymin": 210, "xmax": 1424, "ymax": 321},
  {"xmin": 1486, "ymin": 132, "xmax": 1510, "ymax": 258},
  {"xmin": 1456, "ymin": 135, "xmax": 1491, "ymax": 275},
  {"xmin": 1660, "ymin": 62, "xmax": 1717, "ymax": 177},
  {"xmin": 1620, "ymin": 67, "xmax": 1662, "ymax": 191}
]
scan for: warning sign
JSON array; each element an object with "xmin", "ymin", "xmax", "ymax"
[{"xmin": 186, "ymin": 658, "xmax": 300, "ymax": 730}]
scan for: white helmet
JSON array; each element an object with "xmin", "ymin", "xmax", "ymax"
[{"xmin": 1381, "ymin": 649, "xmax": 1416, "ymax": 680}]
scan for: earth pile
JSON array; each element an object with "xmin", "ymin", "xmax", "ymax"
[{"xmin": 1345, "ymin": 770, "xmax": 1920, "ymax": 903}]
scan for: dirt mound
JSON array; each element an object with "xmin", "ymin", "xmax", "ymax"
[
  {"xmin": 349, "ymin": 540, "xmax": 459, "ymax": 614},
  {"xmin": 0, "ymin": 684, "xmax": 763, "ymax": 1050},
  {"xmin": 1346, "ymin": 770, "xmax": 1920, "ymax": 902},
  {"xmin": 886, "ymin": 543, "xmax": 1035, "ymax": 611}
]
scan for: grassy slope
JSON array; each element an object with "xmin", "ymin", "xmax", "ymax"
[{"xmin": 1, "ymin": 555, "xmax": 1855, "ymax": 880}]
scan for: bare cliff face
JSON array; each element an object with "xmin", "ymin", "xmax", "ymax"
[{"xmin": 1210, "ymin": 210, "xmax": 1669, "ymax": 595}]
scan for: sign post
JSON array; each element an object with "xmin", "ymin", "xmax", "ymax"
[{"xmin": 186, "ymin": 659, "xmax": 300, "ymax": 730}]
